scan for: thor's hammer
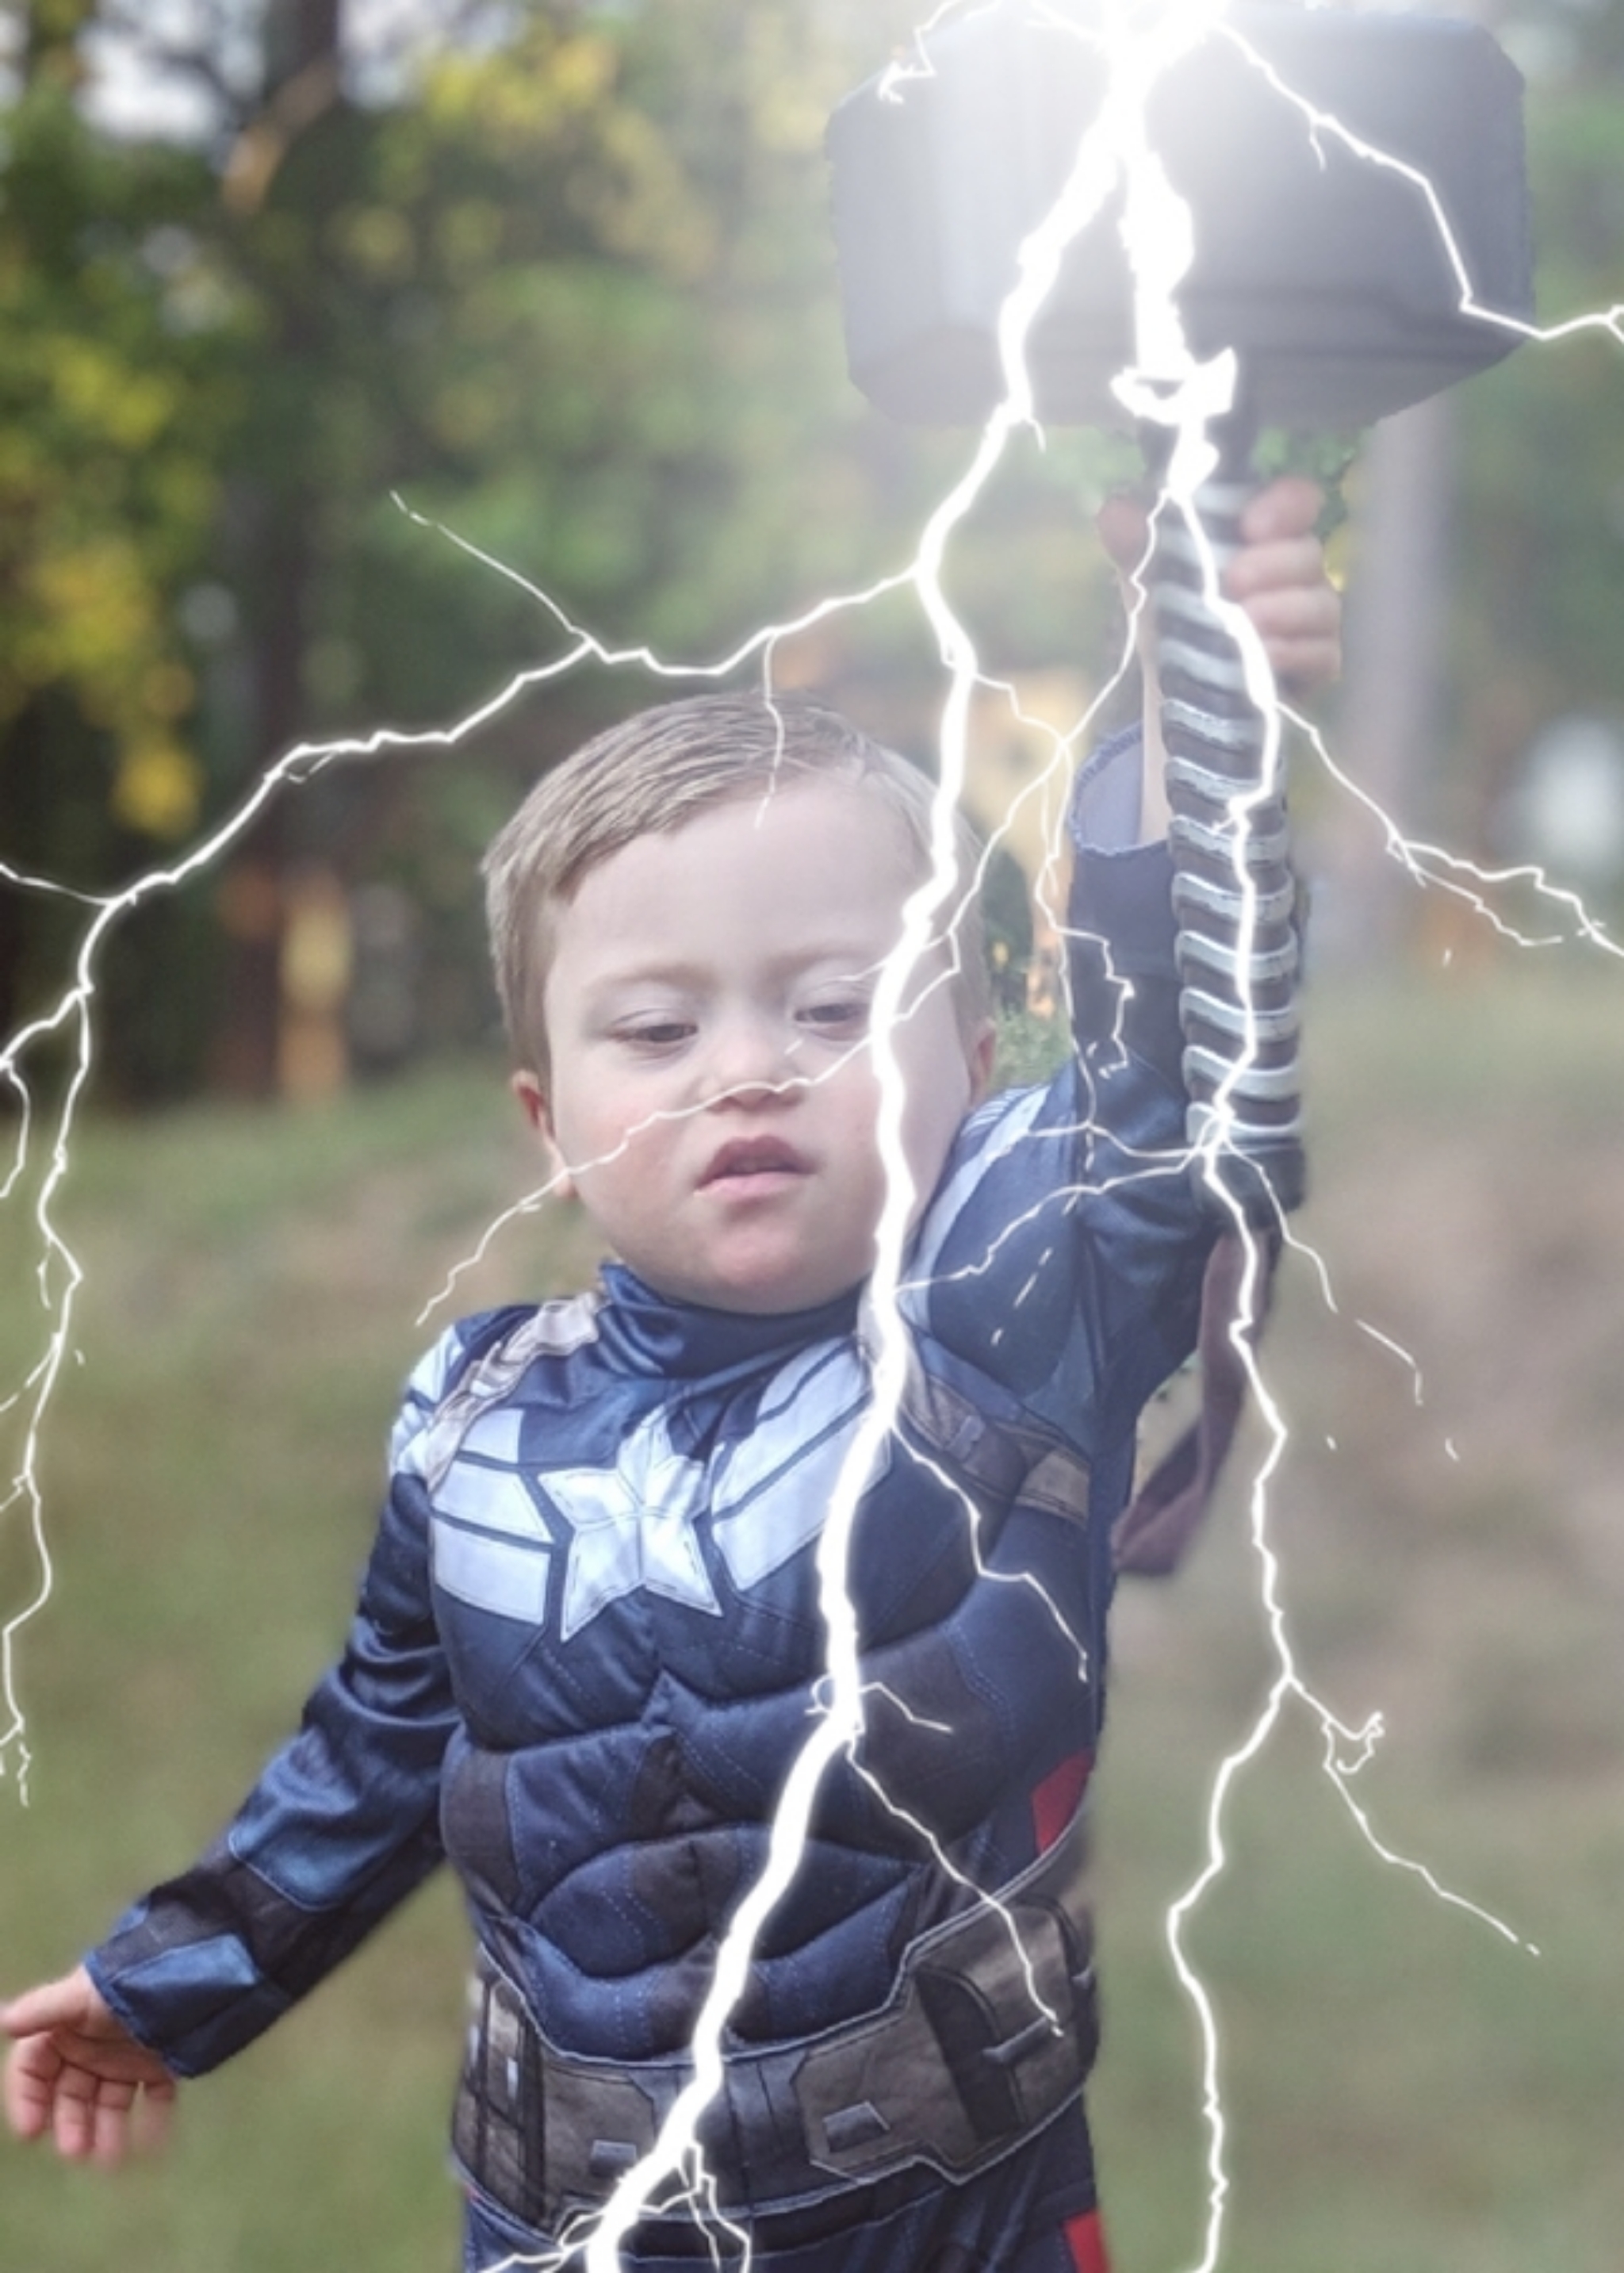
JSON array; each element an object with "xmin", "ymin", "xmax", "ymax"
[{"xmin": 827, "ymin": 0, "xmax": 1535, "ymax": 1217}]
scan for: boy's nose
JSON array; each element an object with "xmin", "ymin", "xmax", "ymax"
[{"xmin": 701, "ymin": 1015, "xmax": 797, "ymax": 1107}]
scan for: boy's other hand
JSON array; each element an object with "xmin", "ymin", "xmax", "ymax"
[
  {"xmin": 1224, "ymin": 475, "xmax": 1342, "ymax": 692},
  {"xmin": 2, "ymin": 1965, "xmax": 178, "ymax": 2164},
  {"xmin": 1099, "ymin": 473, "xmax": 1342, "ymax": 694}
]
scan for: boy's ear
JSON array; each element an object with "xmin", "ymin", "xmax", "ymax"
[
  {"xmin": 511, "ymin": 1070, "xmax": 576, "ymax": 1199},
  {"xmin": 967, "ymin": 1019, "xmax": 997, "ymax": 1108}
]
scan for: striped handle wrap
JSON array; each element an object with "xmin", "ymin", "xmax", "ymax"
[{"xmin": 1152, "ymin": 470, "xmax": 1305, "ymax": 1219}]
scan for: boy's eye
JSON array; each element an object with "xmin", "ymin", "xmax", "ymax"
[
  {"xmin": 798, "ymin": 998, "xmax": 869, "ymax": 1038},
  {"xmin": 616, "ymin": 1018, "xmax": 694, "ymax": 1050}
]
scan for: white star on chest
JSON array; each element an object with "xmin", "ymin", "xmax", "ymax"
[{"xmin": 542, "ymin": 1414, "xmax": 719, "ymax": 1642}]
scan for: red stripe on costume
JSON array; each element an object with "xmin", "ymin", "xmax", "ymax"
[
  {"xmin": 1030, "ymin": 1750, "xmax": 1093, "ymax": 1853},
  {"xmin": 1063, "ymin": 2208, "xmax": 1111, "ymax": 2273}
]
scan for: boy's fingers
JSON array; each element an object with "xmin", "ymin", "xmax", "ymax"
[
  {"xmin": 1100, "ymin": 472, "xmax": 1339, "ymax": 688},
  {"xmin": 51, "ymin": 2064, "xmax": 99, "ymax": 2160},
  {"xmin": 1222, "ymin": 516, "xmax": 1341, "ymax": 691},
  {"xmin": 1235, "ymin": 577, "xmax": 1342, "ymax": 687},
  {"xmin": 90, "ymin": 2077, "xmax": 139, "ymax": 2168},
  {"xmin": 2, "ymin": 2029, "xmax": 177, "ymax": 2161},
  {"xmin": 1, "ymin": 1976, "xmax": 91, "ymax": 2038},
  {"xmin": 2, "ymin": 1969, "xmax": 176, "ymax": 2163},
  {"xmin": 1239, "ymin": 473, "xmax": 1324, "ymax": 542},
  {"xmin": 3, "ymin": 2034, "xmax": 60, "ymax": 2141},
  {"xmin": 1220, "ymin": 531, "xmax": 1325, "ymax": 600},
  {"xmin": 1231, "ymin": 576, "xmax": 1341, "ymax": 642},
  {"xmin": 1101, "ymin": 474, "xmax": 1322, "ymax": 566},
  {"xmin": 132, "ymin": 2074, "xmax": 178, "ymax": 2157}
]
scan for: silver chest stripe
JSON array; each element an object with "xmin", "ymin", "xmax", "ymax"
[
  {"xmin": 427, "ymin": 1336, "xmax": 882, "ymax": 1639},
  {"xmin": 431, "ymin": 1429, "xmax": 552, "ymax": 1622},
  {"xmin": 435, "ymin": 1444, "xmax": 540, "ymax": 1540},
  {"xmin": 454, "ymin": 1409, "xmax": 526, "ymax": 1472},
  {"xmin": 432, "ymin": 1517, "xmax": 550, "ymax": 1623},
  {"xmin": 710, "ymin": 1342, "xmax": 878, "ymax": 1594},
  {"xmin": 416, "ymin": 1297, "xmax": 602, "ymax": 1492}
]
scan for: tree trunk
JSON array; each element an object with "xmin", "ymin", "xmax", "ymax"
[
  {"xmin": 265, "ymin": 0, "xmax": 343, "ymax": 86},
  {"xmin": 23, "ymin": 0, "xmax": 97, "ymax": 86},
  {"xmin": 211, "ymin": 0, "xmax": 347, "ymax": 1096}
]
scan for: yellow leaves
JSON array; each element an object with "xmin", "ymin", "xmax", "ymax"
[
  {"xmin": 332, "ymin": 204, "xmax": 416, "ymax": 285},
  {"xmin": 25, "ymin": 538, "xmax": 152, "ymax": 701},
  {"xmin": 576, "ymin": 111, "xmax": 716, "ymax": 281},
  {"xmin": 751, "ymin": 77, "xmax": 833, "ymax": 159},
  {"xmin": 5, "ymin": 539, "xmax": 202, "ymax": 841},
  {"xmin": 0, "ymin": 84, "xmax": 234, "ymax": 884},
  {"xmin": 737, "ymin": 13, "xmax": 841, "ymax": 156},
  {"xmin": 52, "ymin": 336, "xmax": 179, "ymax": 453},
  {"xmin": 111, "ymin": 738, "xmax": 202, "ymax": 840},
  {"xmin": 550, "ymin": 33, "xmax": 616, "ymax": 111},
  {"xmin": 434, "ymin": 200, "xmax": 503, "ymax": 274},
  {"xmin": 427, "ymin": 31, "xmax": 618, "ymax": 144},
  {"xmin": 408, "ymin": 21, "xmax": 718, "ymax": 282}
]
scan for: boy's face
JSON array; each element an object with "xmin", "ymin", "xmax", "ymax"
[{"xmin": 514, "ymin": 776, "xmax": 994, "ymax": 1316}]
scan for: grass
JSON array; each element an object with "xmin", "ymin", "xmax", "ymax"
[{"xmin": 2, "ymin": 963, "xmax": 1622, "ymax": 2272}]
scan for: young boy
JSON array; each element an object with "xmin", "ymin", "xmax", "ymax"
[{"xmin": 3, "ymin": 483, "xmax": 1339, "ymax": 2272}]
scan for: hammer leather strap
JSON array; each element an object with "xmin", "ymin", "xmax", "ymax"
[{"xmin": 453, "ymin": 1803, "xmax": 1097, "ymax": 2233}]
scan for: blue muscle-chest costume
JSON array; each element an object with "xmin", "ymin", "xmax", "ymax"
[{"xmin": 87, "ymin": 752, "xmax": 1212, "ymax": 2273}]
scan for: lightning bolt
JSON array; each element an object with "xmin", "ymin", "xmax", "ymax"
[
  {"xmin": 1050, "ymin": 11, "xmax": 1624, "ymax": 2269},
  {"xmin": 5, "ymin": 7, "xmax": 1619, "ymax": 2271},
  {"xmin": 872, "ymin": 6, "xmax": 1622, "ymax": 2270},
  {"xmin": 499, "ymin": 57, "xmax": 1150, "ymax": 2271}
]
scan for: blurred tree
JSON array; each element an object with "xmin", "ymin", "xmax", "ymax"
[
  {"xmin": 202, "ymin": 0, "xmax": 347, "ymax": 1094},
  {"xmin": 1307, "ymin": 16, "xmax": 1624, "ymax": 956},
  {"xmin": 0, "ymin": 0, "xmax": 1197, "ymax": 1098},
  {"xmin": 1434, "ymin": 10, "xmax": 1624, "ymax": 885},
  {"xmin": 285, "ymin": 0, "xmax": 1125, "ymax": 1055}
]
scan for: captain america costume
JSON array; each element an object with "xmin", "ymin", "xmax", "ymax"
[{"xmin": 84, "ymin": 738, "xmax": 1214, "ymax": 2273}]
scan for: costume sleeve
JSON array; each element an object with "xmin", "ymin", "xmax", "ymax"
[
  {"xmin": 914, "ymin": 728, "xmax": 1208, "ymax": 1445},
  {"xmin": 82, "ymin": 1322, "xmax": 493, "ymax": 2078},
  {"xmin": 1062, "ymin": 725, "xmax": 1209, "ymax": 1425},
  {"xmin": 1065, "ymin": 723, "xmax": 1184, "ymax": 1092}
]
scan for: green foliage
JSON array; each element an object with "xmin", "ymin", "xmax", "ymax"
[
  {"xmin": 0, "ymin": 0, "xmax": 1138, "ymax": 1098},
  {"xmin": 0, "ymin": 82, "xmax": 234, "ymax": 847},
  {"xmin": 1450, "ymin": 71, "xmax": 1624, "ymax": 803},
  {"xmin": 0, "ymin": 59, "xmax": 247, "ymax": 1094},
  {"xmin": 1251, "ymin": 426, "xmax": 1360, "ymax": 541},
  {"xmin": 7, "ymin": 2, "xmax": 1622, "ymax": 1105},
  {"xmin": 348, "ymin": 1, "xmax": 925, "ymax": 650},
  {"xmin": 990, "ymin": 1002, "xmax": 1071, "ymax": 1091}
]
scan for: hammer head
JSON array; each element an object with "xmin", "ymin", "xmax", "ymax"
[{"xmin": 827, "ymin": 1, "xmax": 1534, "ymax": 431}]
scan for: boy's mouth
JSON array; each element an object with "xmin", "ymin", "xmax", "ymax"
[{"xmin": 700, "ymin": 1137, "xmax": 810, "ymax": 1187}]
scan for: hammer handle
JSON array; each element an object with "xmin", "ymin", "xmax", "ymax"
[{"xmin": 1151, "ymin": 470, "xmax": 1306, "ymax": 1219}]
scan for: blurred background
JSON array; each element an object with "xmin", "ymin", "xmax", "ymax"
[{"xmin": 2, "ymin": 2, "xmax": 1622, "ymax": 2268}]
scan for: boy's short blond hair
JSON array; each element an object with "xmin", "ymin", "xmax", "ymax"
[{"xmin": 484, "ymin": 692, "xmax": 991, "ymax": 1079}]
